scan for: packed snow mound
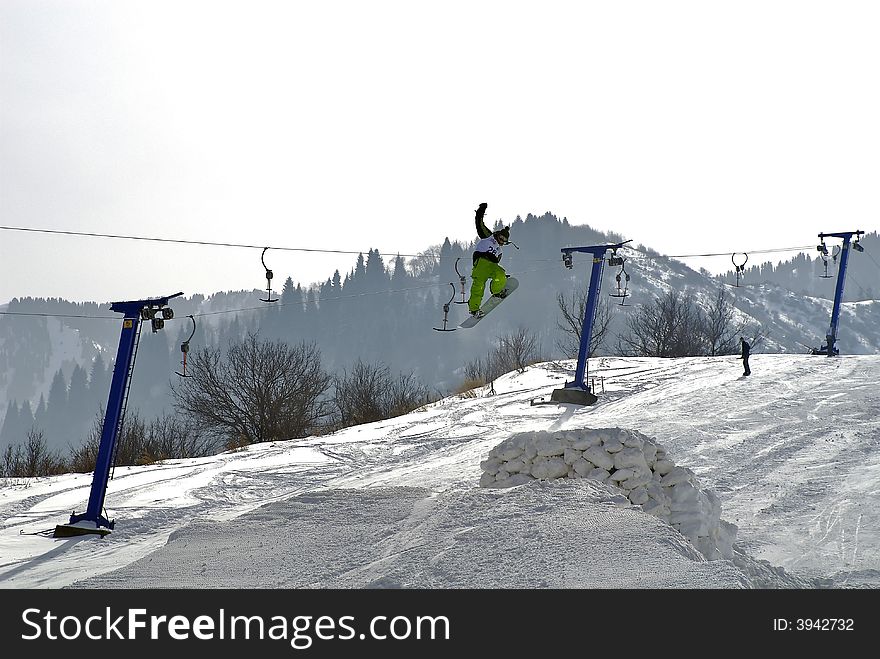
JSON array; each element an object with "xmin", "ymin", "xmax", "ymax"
[
  {"xmin": 480, "ymin": 427, "xmax": 737, "ymax": 561},
  {"xmin": 74, "ymin": 483, "xmax": 756, "ymax": 589}
]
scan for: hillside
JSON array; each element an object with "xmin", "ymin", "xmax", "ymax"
[
  {"xmin": 2, "ymin": 354, "xmax": 878, "ymax": 589},
  {"xmin": 1, "ymin": 216, "xmax": 878, "ymax": 455}
]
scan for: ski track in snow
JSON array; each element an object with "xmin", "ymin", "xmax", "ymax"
[{"xmin": 580, "ymin": 355, "xmax": 880, "ymax": 585}]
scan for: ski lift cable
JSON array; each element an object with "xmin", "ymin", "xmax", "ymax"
[
  {"xmin": 846, "ymin": 273, "xmax": 875, "ymax": 299},
  {"xmin": 0, "ymin": 224, "xmax": 540, "ymax": 263},
  {"xmin": 0, "ymin": 278, "xmax": 469, "ymax": 323},
  {"xmin": 0, "ymin": 227, "xmax": 854, "ymax": 323},
  {"xmin": 0, "ymin": 257, "xmax": 570, "ymax": 323},
  {"xmin": 0, "ymin": 310, "xmax": 119, "ymax": 320},
  {"xmin": 0, "ymin": 246, "xmax": 817, "ymax": 324},
  {"xmin": 863, "ymin": 249, "xmax": 880, "ymax": 273},
  {"xmin": 657, "ymin": 244, "xmax": 815, "ymax": 260},
  {"xmin": 0, "ymin": 225, "xmax": 822, "ymax": 265},
  {"xmin": 205, "ymin": 261, "xmax": 566, "ymax": 318}
]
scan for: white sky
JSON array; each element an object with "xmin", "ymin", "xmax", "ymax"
[
  {"xmin": 2, "ymin": 354, "xmax": 877, "ymax": 589},
  {"xmin": 1, "ymin": 1, "xmax": 879, "ymax": 303}
]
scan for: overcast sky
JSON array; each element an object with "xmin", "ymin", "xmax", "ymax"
[{"xmin": 1, "ymin": 1, "xmax": 878, "ymax": 304}]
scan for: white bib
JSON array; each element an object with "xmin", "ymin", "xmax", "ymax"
[{"xmin": 475, "ymin": 235, "xmax": 503, "ymax": 260}]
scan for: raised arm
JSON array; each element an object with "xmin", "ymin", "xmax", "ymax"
[{"xmin": 475, "ymin": 202, "xmax": 491, "ymax": 238}]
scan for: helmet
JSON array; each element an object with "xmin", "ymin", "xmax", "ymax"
[{"xmin": 494, "ymin": 226, "xmax": 510, "ymax": 243}]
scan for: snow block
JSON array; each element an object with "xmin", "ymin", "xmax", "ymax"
[
  {"xmin": 583, "ymin": 446, "xmax": 614, "ymax": 470},
  {"xmin": 535, "ymin": 436, "xmax": 566, "ymax": 457},
  {"xmin": 602, "ymin": 436, "xmax": 624, "ymax": 453},
  {"xmin": 530, "ymin": 456, "xmax": 569, "ymax": 480},
  {"xmin": 563, "ymin": 448, "xmax": 583, "ymax": 465},
  {"xmin": 587, "ymin": 467, "xmax": 610, "ymax": 482},
  {"xmin": 479, "ymin": 426, "xmax": 737, "ymax": 564},
  {"xmin": 628, "ymin": 486, "xmax": 650, "ymax": 506},
  {"xmin": 660, "ymin": 466, "xmax": 692, "ymax": 487},
  {"xmin": 572, "ymin": 458, "xmax": 593, "ymax": 477},
  {"xmin": 569, "ymin": 435, "xmax": 601, "ymax": 450},
  {"xmin": 613, "ymin": 447, "xmax": 651, "ymax": 472}
]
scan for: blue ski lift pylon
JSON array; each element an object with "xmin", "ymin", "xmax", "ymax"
[
  {"xmin": 810, "ymin": 230, "xmax": 865, "ymax": 356},
  {"xmin": 54, "ymin": 292, "xmax": 183, "ymax": 538},
  {"xmin": 551, "ymin": 240, "xmax": 632, "ymax": 405}
]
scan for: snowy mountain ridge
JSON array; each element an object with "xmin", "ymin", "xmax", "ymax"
[{"xmin": 1, "ymin": 220, "xmax": 877, "ymax": 448}]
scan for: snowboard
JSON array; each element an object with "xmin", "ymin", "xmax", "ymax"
[{"xmin": 459, "ymin": 277, "xmax": 519, "ymax": 329}]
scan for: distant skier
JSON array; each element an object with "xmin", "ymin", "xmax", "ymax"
[
  {"xmin": 468, "ymin": 202, "xmax": 513, "ymax": 318},
  {"xmin": 740, "ymin": 336, "xmax": 751, "ymax": 376}
]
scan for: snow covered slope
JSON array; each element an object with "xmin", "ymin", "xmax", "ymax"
[{"xmin": 1, "ymin": 354, "xmax": 878, "ymax": 589}]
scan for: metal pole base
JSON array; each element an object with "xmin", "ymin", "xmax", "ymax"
[
  {"xmin": 53, "ymin": 521, "xmax": 112, "ymax": 538},
  {"xmin": 550, "ymin": 387, "xmax": 598, "ymax": 406}
]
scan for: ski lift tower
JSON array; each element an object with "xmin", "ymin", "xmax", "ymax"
[
  {"xmin": 54, "ymin": 292, "xmax": 183, "ymax": 538},
  {"xmin": 552, "ymin": 240, "xmax": 631, "ymax": 405},
  {"xmin": 811, "ymin": 231, "xmax": 864, "ymax": 356}
]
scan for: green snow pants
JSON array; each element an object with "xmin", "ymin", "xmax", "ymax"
[{"xmin": 469, "ymin": 258, "xmax": 507, "ymax": 313}]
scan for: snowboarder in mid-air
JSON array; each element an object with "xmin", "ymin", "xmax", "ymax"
[
  {"xmin": 468, "ymin": 202, "xmax": 512, "ymax": 318},
  {"xmin": 740, "ymin": 336, "xmax": 751, "ymax": 376}
]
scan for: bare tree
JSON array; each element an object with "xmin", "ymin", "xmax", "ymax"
[
  {"xmin": 333, "ymin": 360, "xmax": 387, "ymax": 428},
  {"xmin": 701, "ymin": 287, "xmax": 744, "ymax": 356},
  {"xmin": 458, "ymin": 326, "xmax": 541, "ymax": 396},
  {"xmin": 408, "ymin": 246, "xmax": 441, "ymax": 278},
  {"xmin": 69, "ymin": 409, "xmax": 220, "ymax": 473},
  {"xmin": 556, "ymin": 290, "xmax": 612, "ymax": 358},
  {"xmin": 23, "ymin": 430, "xmax": 57, "ymax": 476},
  {"xmin": 387, "ymin": 371, "xmax": 435, "ymax": 417},
  {"xmin": 463, "ymin": 354, "xmax": 490, "ymax": 384},
  {"xmin": 617, "ymin": 290, "xmax": 705, "ymax": 357},
  {"xmin": 333, "ymin": 360, "xmax": 434, "ymax": 428},
  {"xmin": 172, "ymin": 333, "xmax": 333, "ymax": 445},
  {"xmin": 742, "ymin": 325, "xmax": 771, "ymax": 352},
  {"xmin": 495, "ymin": 326, "xmax": 542, "ymax": 374},
  {"xmin": 461, "ymin": 351, "xmax": 503, "ymax": 395},
  {"xmin": 0, "ymin": 429, "xmax": 67, "ymax": 477},
  {"xmin": 616, "ymin": 288, "xmax": 762, "ymax": 358},
  {"xmin": 1, "ymin": 443, "xmax": 17, "ymax": 477}
]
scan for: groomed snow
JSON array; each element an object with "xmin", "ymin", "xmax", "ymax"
[{"xmin": 1, "ymin": 354, "xmax": 878, "ymax": 589}]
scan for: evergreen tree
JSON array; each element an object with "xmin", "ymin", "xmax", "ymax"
[
  {"xmin": 45, "ymin": 370, "xmax": 69, "ymax": 451},
  {"xmin": 128, "ymin": 329, "xmax": 172, "ymax": 420},
  {"xmin": 33, "ymin": 394, "xmax": 48, "ymax": 436},
  {"xmin": 67, "ymin": 364, "xmax": 91, "ymax": 440},
  {"xmin": 0, "ymin": 400, "xmax": 17, "ymax": 445},
  {"xmin": 279, "ymin": 276, "xmax": 304, "ymax": 333},
  {"xmin": 303, "ymin": 287, "xmax": 320, "ymax": 343},
  {"xmin": 390, "ymin": 255, "xmax": 408, "ymax": 291},
  {"xmin": 365, "ymin": 249, "xmax": 388, "ymax": 290},
  {"xmin": 88, "ymin": 353, "xmax": 112, "ymax": 415},
  {"xmin": 350, "ymin": 253, "xmax": 367, "ymax": 294},
  {"xmin": 19, "ymin": 399, "xmax": 34, "ymax": 436}
]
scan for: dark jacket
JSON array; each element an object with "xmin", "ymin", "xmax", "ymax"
[
  {"xmin": 741, "ymin": 340, "xmax": 750, "ymax": 359},
  {"xmin": 472, "ymin": 214, "xmax": 508, "ymax": 266}
]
